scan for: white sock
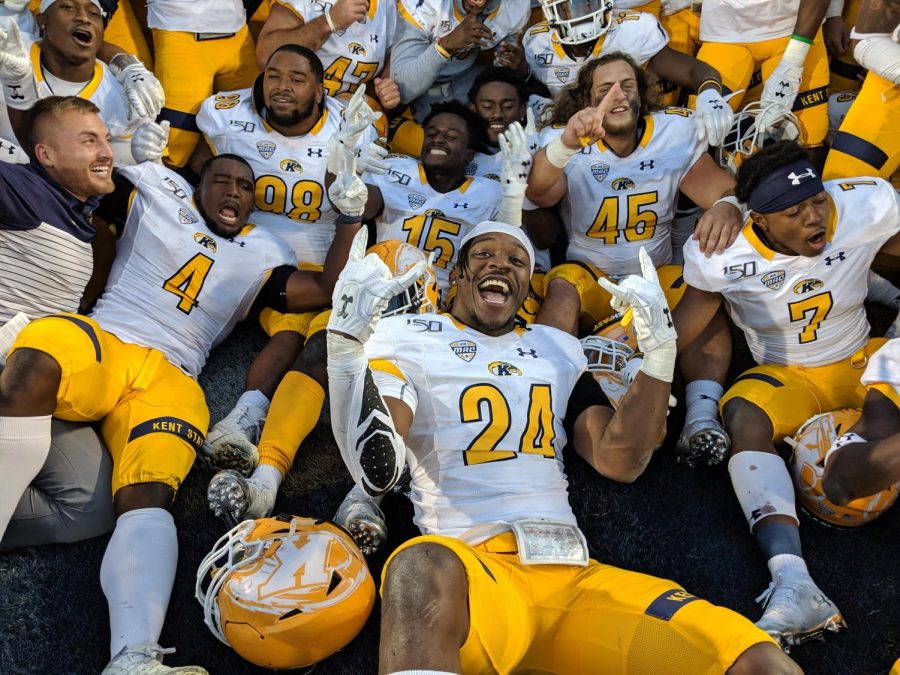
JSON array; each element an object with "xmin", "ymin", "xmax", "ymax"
[
  {"xmin": 685, "ymin": 380, "xmax": 723, "ymax": 425},
  {"xmin": 251, "ymin": 463, "xmax": 283, "ymax": 492},
  {"xmin": 0, "ymin": 415, "xmax": 52, "ymax": 538},
  {"xmin": 728, "ymin": 451, "xmax": 799, "ymax": 531},
  {"xmin": 348, "ymin": 481, "xmax": 385, "ymax": 506},
  {"xmin": 101, "ymin": 508, "xmax": 178, "ymax": 658},
  {"xmin": 768, "ymin": 553, "xmax": 809, "ymax": 581},
  {"xmin": 867, "ymin": 271, "xmax": 900, "ymax": 309}
]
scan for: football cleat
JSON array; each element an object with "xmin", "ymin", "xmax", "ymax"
[
  {"xmin": 676, "ymin": 418, "xmax": 731, "ymax": 467},
  {"xmin": 101, "ymin": 643, "xmax": 207, "ymax": 675},
  {"xmin": 755, "ymin": 574, "xmax": 846, "ymax": 648},
  {"xmin": 196, "ymin": 516, "xmax": 375, "ymax": 669},
  {"xmin": 207, "ymin": 469, "xmax": 275, "ymax": 528},
  {"xmin": 201, "ymin": 403, "xmax": 266, "ymax": 476},
  {"xmin": 334, "ymin": 489, "xmax": 388, "ymax": 556}
]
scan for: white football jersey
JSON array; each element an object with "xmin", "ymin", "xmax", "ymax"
[
  {"xmin": 523, "ymin": 12, "xmax": 668, "ymax": 96},
  {"xmin": 276, "ymin": 0, "xmax": 397, "ymax": 97},
  {"xmin": 146, "ymin": 0, "xmax": 246, "ymax": 32},
  {"xmin": 861, "ymin": 338, "xmax": 900, "ymax": 402},
  {"xmin": 398, "ymin": 0, "xmax": 529, "ymax": 82},
  {"xmin": 91, "ymin": 162, "xmax": 296, "ymax": 378},
  {"xmin": 198, "ymin": 91, "xmax": 376, "ymax": 266},
  {"xmin": 365, "ymin": 156, "xmax": 501, "ymax": 290},
  {"xmin": 366, "ymin": 313, "xmax": 587, "ymax": 537},
  {"xmin": 684, "ymin": 178, "xmax": 900, "ymax": 368},
  {"xmin": 700, "ymin": 0, "xmax": 800, "ymax": 43},
  {"xmin": 539, "ymin": 108, "xmax": 706, "ymax": 276},
  {"xmin": 0, "ymin": 40, "xmax": 138, "ymax": 155}
]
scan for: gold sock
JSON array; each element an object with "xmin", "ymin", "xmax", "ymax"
[{"xmin": 257, "ymin": 371, "xmax": 325, "ymax": 475}]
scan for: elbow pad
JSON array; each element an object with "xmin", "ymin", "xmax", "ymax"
[
  {"xmin": 327, "ymin": 332, "xmax": 407, "ymax": 496},
  {"xmin": 852, "ymin": 35, "xmax": 900, "ymax": 85}
]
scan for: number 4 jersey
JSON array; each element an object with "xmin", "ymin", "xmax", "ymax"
[
  {"xmin": 539, "ymin": 108, "xmax": 707, "ymax": 277},
  {"xmin": 366, "ymin": 313, "xmax": 587, "ymax": 537},
  {"xmin": 683, "ymin": 178, "xmax": 900, "ymax": 367},
  {"xmin": 90, "ymin": 162, "xmax": 296, "ymax": 378}
]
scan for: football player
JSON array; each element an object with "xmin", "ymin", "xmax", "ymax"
[
  {"xmin": 694, "ymin": 0, "xmax": 831, "ymax": 149},
  {"xmin": 0, "ymin": 148, "xmax": 366, "ymax": 674},
  {"xmin": 823, "ymin": 338, "xmax": 900, "ymax": 505},
  {"xmin": 255, "ymin": 0, "xmax": 399, "ymax": 115},
  {"xmin": 0, "ymin": 0, "xmax": 161, "ymax": 164},
  {"xmin": 326, "ymin": 222, "xmax": 800, "ymax": 674},
  {"xmin": 822, "ymin": 0, "xmax": 900, "ymax": 186},
  {"xmin": 527, "ymin": 52, "xmax": 740, "ymax": 465},
  {"xmin": 525, "ymin": 0, "xmax": 731, "ymax": 138},
  {"xmin": 147, "ymin": 0, "xmax": 259, "ymax": 167},
  {"xmin": 675, "ymin": 140, "xmax": 900, "ymax": 646},
  {"xmin": 391, "ymin": 0, "xmax": 529, "ymax": 121},
  {"xmin": 195, "ymin": 46, "xmax": 379, "ymax": 483}
]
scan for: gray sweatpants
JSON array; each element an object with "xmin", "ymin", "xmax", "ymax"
[{"xmin": 0, "ymin": 419, "xmax": 116, "ymax": 551}]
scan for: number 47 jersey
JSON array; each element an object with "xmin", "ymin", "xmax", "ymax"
[{"xmin": 683, "ymin": 178, "xmax": 900, "ymax": 368}]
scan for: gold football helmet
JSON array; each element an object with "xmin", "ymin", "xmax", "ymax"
[
  {"xmin": 196, "ymin": 515, "xmax": 375, "ymax": 669},
  {"xmin": 717, "ymin": 101, "xmax": 802, "ymax": 176},
  {"xmin": 788, "ymin": 409, "xmax": 898, "ymax": 527},
  {"xmin": 368, "ymin": 239, "xmax": 439, "ymax": 316}
]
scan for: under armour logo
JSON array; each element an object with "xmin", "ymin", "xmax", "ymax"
[
  {"xmin": 227, "ymin": 238, "xmax": 246, "ymax": 247},
  {"xmin": 0, "ymin": 141, "xmax": 14, "ymax": 156},
  {"xmin": 639, "ymin": 160, "xmax": 654, "ymax": 171},
  {"xmin": 370, "ymin": 34, "xmax": 379, "ymax": 43},
  {"xmin": 338, "ymin": 293, "xmax": 353, "ymax": 318},
  {"xmin": 516, "ymin": 347, "xmax": 538, "ymax": 358},
  {"xmin": 787, "ymin": 168, "xmax": 815, "ymax": 185},
  {"xmin": 7, "ymin": 85, "xmax": 23, "ymax": 100},
  {"xmin": 663, "ymin": 307, "xmax": 673, "ymax": 329},
  {"xmin": 454, "ymin": 202, "xmax": 468, "ymax": 209},
  {"xmin": 711, "ymin": 101, "xmax": 723, "ymax": 109},
  {"xmin": 307, "ymin": 148, "xmax": 324, "ymax": 157},
  {"xmin": 825, "ymin": 252, "xmax": 846, "ymax": 265}
]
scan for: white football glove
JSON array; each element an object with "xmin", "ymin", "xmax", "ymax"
[
  {"xmin": 497, "ymin": 121, "xmax": 531, "ymax": 226},
  {"xmin": 328, "ymin": 228, "xmax": 429, "ymax": 344},
  {"xmin": 357, "ymin": 139, "xmax": 390, "ymax": 175},
  {"xmin": 758, "ymin": 38, "xmax": 809, "ymax": 129},
  {"xmin": 109, "ymin": 54, "xmax": 165, "ymax": 122},
  {"xmin": 327, "ymin": 86, "xmax": 382, "ymax": 175},
  {"xmin": 694, "ymin": 88, "xmax": 733, "ymax": 147},
  {"xmin": 598, "ymin": 248, "xmax": 677, "ymax": 382},
  {"xmin": 328, "ymin": 170, "xmax": 369, "ymax": 217},
  {"xmin": 1, "ymin": 0, "xmax": 29, "ymax": 12},
  {"xmin": 0, "ymin": 22, "xmax": 36, "ymax": 110},
  {"xmin": 130, "ymin": 120, "xmax": 169, "ymax": 164}
]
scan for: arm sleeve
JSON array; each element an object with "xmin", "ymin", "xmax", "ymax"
[
  {"xmin": 252, "ymin": 264, "xmax": 298, "ymax": 313},
  {"xmin": 390, "ymin": 18, "xmax": 450, "ymax": 104},
  {"xmin": 562, "ymin": 372, "xmax": 611, "ymax": 441}
]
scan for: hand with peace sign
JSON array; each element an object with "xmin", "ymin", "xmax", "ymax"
[
  {"xmin": 327, "ymin": 228, "xmax": 432, "ymax": 344},
  {"xmin": 598, "ymin": 248, "xmax": 678, "ymax": 382}
]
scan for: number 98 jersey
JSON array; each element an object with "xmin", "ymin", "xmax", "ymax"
[
  {"xmin": 365, "ymin": 314, "xmax": 587, "ymax": 537},
  {"xmin": 198, "ymin": 90, "xmax": 376, "ymax": 266},
  {"xmin": 539, "ymin": 108, "xmax": 706, "ymax": 277},
  {"xmin": 683, "ymin": 178, "xmax": 900, "ymax": 367}
]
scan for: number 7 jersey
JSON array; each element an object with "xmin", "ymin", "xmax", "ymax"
[{"xmin": 683, "ymin": 178, "xmax": 900, "ymax": 367}]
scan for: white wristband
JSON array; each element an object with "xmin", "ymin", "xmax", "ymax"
[
  {"xmin": 325, "ymin": 9, "xmax": 338, "ymax": 33},
  {"xmin": 545, "ymin": 135, "xmax": 580, "ymax": 169},
  {"xmin": 713, "ymin": 195, "xmax": 745, "ymax": 212},
  {"xmin": 781, "ymin": 35, "xmax": 812, "ymax": 68},
  {"xmin": 639, "ymin": 342, "xmax": 677, "ymax": 383}
]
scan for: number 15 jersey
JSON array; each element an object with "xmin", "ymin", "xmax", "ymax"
[{"xmin": 683, "ymin": 178, "xmax": 900, "ymax": 367}]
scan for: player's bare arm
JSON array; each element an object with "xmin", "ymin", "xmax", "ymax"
[
  {"xmin": 256, "ymin": 1, "xmax": 370, "ymax": 69},
  {"xmin": 679, "ymin": 154, "xmax": 743, "ymax": 256},
  {"xmin": 855, "ymin": 0, "xmax": 900, "ymax": 34}
]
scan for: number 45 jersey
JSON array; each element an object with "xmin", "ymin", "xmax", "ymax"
[
  {"xmin": 90, "ymin": 162, "xmax": 296, "ymax": 378},
  {"xmin": 366, "ymin": 313, "xmax": 588, "ymax": 537},
  {"xmin": 683, "ymin": 178, "xmax": 900, "ymax": 368},
  {"xmin": 539, "ymin": 108, "xmax": 707, "ymax": 277}
]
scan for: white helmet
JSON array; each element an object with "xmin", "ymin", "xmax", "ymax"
[
  {"xmin": 541, "ymin": 0, "xmax": 614, "ymax": 45},
  {"xmin": 717, "ymin": 101, "xmax": 801, "ymax": 176}
]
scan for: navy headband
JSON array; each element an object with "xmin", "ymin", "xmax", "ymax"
[{"xmin": 747, "ymin": 159, "xmax": 825, "ymax": 214}]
